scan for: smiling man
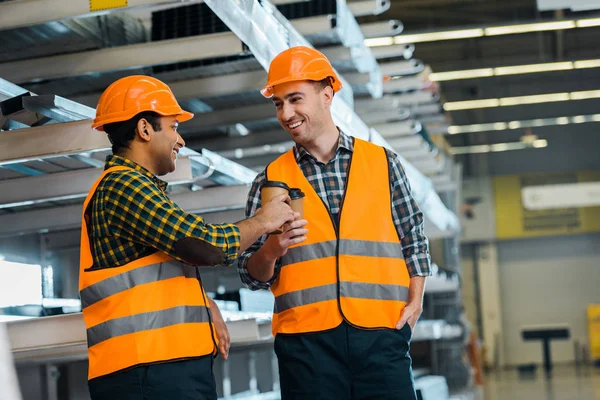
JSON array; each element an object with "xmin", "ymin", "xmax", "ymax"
[
  {"xmin": 80, "ymin": 75, "xmax": 297, "ymax": 400},
  {"xmin": 238, "ymin": 47, "xmax": 431, "ymax": 399}
]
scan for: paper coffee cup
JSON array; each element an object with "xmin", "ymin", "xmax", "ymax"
[
  {"xmin": 289, "ymin": 188, "xmax": 305, "ymax": 219},
  {"xmin": 260, "ymin": 181, "xmax": 290, "ymax": 234}
]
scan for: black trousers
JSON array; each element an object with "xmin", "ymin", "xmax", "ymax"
[
  {"xmin": 275, "ymin": 321, "xmax": 416, "ymax": 400},
  {"xmin": 88, "ymin": 355, "xmax": 216, "ymax": 400}
]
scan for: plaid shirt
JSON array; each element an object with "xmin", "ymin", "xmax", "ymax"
[
  {"xmin": 238, "ymin": 131, "xmax": 431, "ymax": 291},
  {"xmin": 88, "ymin": 155, "xmax": 240, "ymax": 269}
]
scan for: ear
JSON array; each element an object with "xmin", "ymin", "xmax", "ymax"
[
  {"xmin": 136, "ymin": 118, "xmax": 153, "ymax": 143},
  {"xmin": 322, "ymin": 85, "xmax": 334, "ymax": 108}
]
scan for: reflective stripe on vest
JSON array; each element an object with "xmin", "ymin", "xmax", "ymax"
[
  {"xmin": 87, "ymin": 305, "xmax": 210, "ymax": 347},
  {"xmin": 274, "ymin": 282, "xmax": 408, "ymax": 314},
  {"xmin": 266, "ymin": 138, "xmax": 411, "ymax": 334},
  {"xmin": 280, "ymin": 239, "xmax": 404, "ymax": 266},
  {"xmin": 80, "ymin": 260, "xmax": 198, "ymax": 309},
  {"xmin": 79, "ymin": 166, "xmax": 215, "ymax": 380}
]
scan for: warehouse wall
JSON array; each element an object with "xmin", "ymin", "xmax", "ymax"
[{"xmin": 497, "ymin": 232, "xmax": 600, "ymax": 366}]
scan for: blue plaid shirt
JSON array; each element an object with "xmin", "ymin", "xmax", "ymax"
[{"xmin": 238, "ymin": 131, "xmax": 431, "ymax": 290}]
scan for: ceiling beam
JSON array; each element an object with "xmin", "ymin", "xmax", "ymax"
[
  {"xmin": 189, "ymin": 129, "xmax": 288, "ymax": 152},
  {"xmin": 0, "ymin": 157, "xmax": 196, "ymax": 209},
  {"xmin": 0, "ymin": 32, "xmax": 244, "ymax": 83},
  {"xmin": 182, "ymin": 103, "xmax": 275, "ymax": 132},
  {"xmin": 0, "ymin": 0, "xmax": 307, "ymax": 31},
  {"xmin": 71, "ymin": 69, "xmax": 267, "ymax": 107},
  {"xmin": 0, "ymin": 120, "xmax": 109, "ymax": 166},
  {"xmin": 0, "ymin": 184, "xmax": 249, "ymax": 237}
]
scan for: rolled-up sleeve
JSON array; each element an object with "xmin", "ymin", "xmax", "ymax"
[
  {"xmin": 104, "ymin": 171, "xmax": 240, "ymax": 266},
  {"xmin": 386, "ymin": 150, "xmax": 432, "ymax": 277},
  {"xmin": 237, "ymin": 170, "xmax": 280, "ymax": 290}
]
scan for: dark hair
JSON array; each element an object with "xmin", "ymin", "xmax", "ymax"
[
  {"xmin": 311, "ymin": 77, "xmax": 334, "ymax": 93},
  {"xmin": 103, "ymin": 111, "xmax": 162, "ymax": 155}
]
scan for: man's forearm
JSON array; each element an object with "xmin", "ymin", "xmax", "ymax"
[
  {"xmin": 246, "ymin": 245, "xmax": 278, "ymax": 283},
  {"xmin": 208, "ymin": 297, "xmax": 223, "ymax": 321},
  {"xmin": 408, "ymin": 276, "xmax": 426, "ymax": 306},
  {"xmin": 236, "ymin": 216, "xmax": 268, "ymax": 255}
]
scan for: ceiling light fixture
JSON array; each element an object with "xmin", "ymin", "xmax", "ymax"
[
  {"xmin": 366, "ymin": 17, "xmax": 600, "ymax": 47},
  {"xmin": 443, "ymin": 89, "xmax": 600, "ymax": 111},
  {"xmin": 451, "ymin": 139, "xmax": 547, "ymax": 155},
  {"xmin": 447, "ymin": 113, "xmax": 600, "ymax": 134},
  {"xmin": 430, "ymin": 58, "xmax": 600, "ymax": 82}
]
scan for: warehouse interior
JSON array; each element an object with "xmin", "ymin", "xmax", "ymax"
[{"xmin": 0, "ymin": 0, "xmax": 599, "ymax": 399}]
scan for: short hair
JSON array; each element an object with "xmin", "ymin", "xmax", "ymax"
[
  {"xmin": 311, "ymin": 77, "xmax": 334, "ymax": 93},
  {"xmin": 103, "ymin": 112, "xmax": 162, "ymax": 155}
]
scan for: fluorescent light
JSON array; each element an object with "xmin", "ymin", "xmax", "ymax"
[
  {"xmin": 494, "ymin": 61, "xmax": 573, "ymax": 75},
  {"xmin": 364, "ymin": 37, "xmax": 395, "ymax": 47},
  {"xmin": 484, "ymin": 20, "xmax": 576, "ymax": 36},
  {"xmin": 576, "ymin": 18, "xmax": 600, "ymax": 27},
  {"xmin": 451, "ymin": 144, "xmax": 491, "ymax": 154},
  {"xmin": 447, "ymin": 113, "xmax": 600, "ymax": 134},
  {"xmin": 429, "ymin": 68, "xmax": 493, "ymax": 81},
  {"xmin": 451, "ymin": 140, "xmax": 546, "ymax": 155},
  {"xmin": 443, "ymin": 99, "xmax": 499, "ymax": 111},
  {"xmin": 392, "ymin": 28, "xmax": 484, "ymax": 44},
  {"xmin": 570, "ymin": 90, "xmax": 600, "ymax": 100},
  {"xmin": 365, "ymin": 18, "xmax": 600, "ymax": 48},
  {"xmin": 429, "ymin": 59, "xmax": 600, "ymax": 82},
  {"xmin": 499, "ymin": 93, "xmax": 570, "ymax": 106},
  {"xmin": 444, "ymin": 89, "xmax": 600, "ymax": 111},
  {"xmin": 447, "ymin": 122, "xmax": 504, "ymax": 134},
  {"xmin": 574, "ymin": 59, "xmax": 600, "ymax": 69}
]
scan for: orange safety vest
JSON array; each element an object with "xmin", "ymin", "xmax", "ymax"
[
  {"xmin": 79, "ymin": 166, "xmax": 216, "ymax": 380},
  {"xmin": 266, "ymin": 138, "xmax": 410, "ymax": 335}
]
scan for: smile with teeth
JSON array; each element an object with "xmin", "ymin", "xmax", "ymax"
[{"xmin": 288, "ymin": 120, "xmax": 303, "ymax": 129}]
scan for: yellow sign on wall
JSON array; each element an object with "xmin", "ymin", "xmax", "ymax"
[
  {"xmin": 588, "ymin": 304, "xmax": 600, "ymax": 363},
  {"xmin": 90, "ymin": 0, "xmax": 128, "ymax": 12},
  {"xmin": 493, "ymin": 171, "xmax": 600, "ymax": 239}
]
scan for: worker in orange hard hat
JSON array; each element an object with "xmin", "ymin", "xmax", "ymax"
[
  {"xmin": 239, "ymin": 46, "xmax": 430, "ymax": 399},
  {"xmin": 80, "ymin": 75, "xmax": 298, "ymax": 400}
]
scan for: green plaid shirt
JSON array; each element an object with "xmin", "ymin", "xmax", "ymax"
[{"xmin": 88, "ymin": 155, "xmax": 241, "ymax": 269}]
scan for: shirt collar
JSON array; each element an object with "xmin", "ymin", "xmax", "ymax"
[
  {"xmin": 293, "ymin": 129, "xmax": 354, "ymax": 163},
  {"xmin": 105, "ymin": 155, "xmax": 168, "ymax": 191}
]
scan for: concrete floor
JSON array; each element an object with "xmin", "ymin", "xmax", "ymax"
[{"xmin": 483, "ymin": 365, "xmax": 600, "ymax": 400}]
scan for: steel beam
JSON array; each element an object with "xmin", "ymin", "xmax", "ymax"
[
  {"xmin": 379, "ymin": 60, "xmax": 425, "ymax": 77},
  {"xmin": 348, "ymin": 0, "xmax": 391, "ymax": 16},
  {"xmin": 372, "ymin": 121, "xmax": 422, "ymax": 137},
  {"xmin": 71, "ymin": 69, "xmax": 267, "ymax": 107},
  {"xmin": 0, "ymin": 120, "xmax": 109, "ymax": 165},
  {"xmin": 0, "ymin": 120, "xmax": 256, "ymax": 185},
  {"xmin": 292, "ymin": 15, "xmax": 332, "ymax": 37},
  {"xmin": 0, "ymin": 157, "xmax": 195, "ymax": 209},
  {"xmin": 188, "ymin": 130, "xmax": 288, "ymax": 152},
  {"xmin": 357, "ymin": 108, "xmax": 411, "ymax": 125},
  {"xmin": 359, "ymin": 20, "xmax": 403, "ymax": 38},
  {"xmin": 0, "ymin": 184, "xmax": 249, "ymax": 237},
  {"xmin": 370, "ymin": 44, "xmax": 415, "ymax": 60},
  {"xmin": 183, "ymin": 103, "xmax": 275, "ymax": 132},
  {"xmin": 0, "ymin": 32, "xmax": 244, "ymax": 83},
  {"xmin": 217, "ymin": 140, "xmax": 294, "ymax": 160},
  {"xmin": 383, "ymin": 76, "xmax": 429, "ymax": 93},
  {"xmin": 0, "ymin": 0, "xmax": 307, "ymax": 31}
]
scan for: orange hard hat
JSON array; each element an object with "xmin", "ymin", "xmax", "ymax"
[
  {"xmin": 261, "ymin": 46, "xmax": 342, "ymax": 98},
  {"xmin": 92, "ymin": 75, "xmax": 193, "ymax": 131}
]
